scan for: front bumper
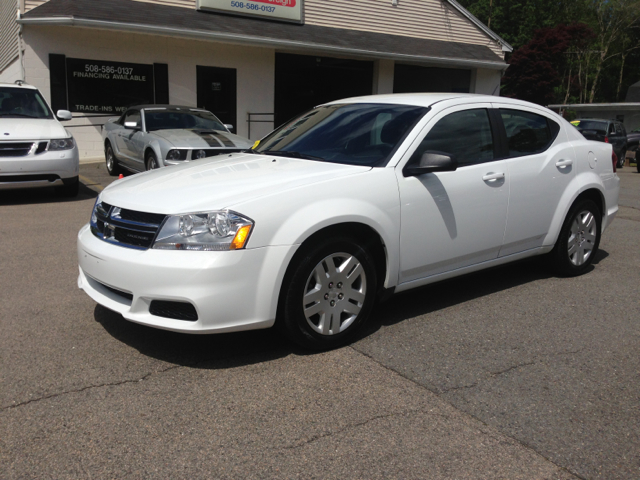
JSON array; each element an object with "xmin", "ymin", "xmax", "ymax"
[
  {"xmin": 77, "ymin": 224, "xmax": 297, "ymax": 334},
  {"xmin": 0, "ymin": 146, "xmax": 79, "ymax": 190}
]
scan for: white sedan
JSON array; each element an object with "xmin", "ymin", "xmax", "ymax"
[{"xmin": 77, "ymin": 94, "xmax": 620, "ymax": 349}]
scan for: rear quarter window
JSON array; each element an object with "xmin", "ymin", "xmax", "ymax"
[{"xmin": 500, "ymin": 109, "xmax": 560, "ymax": 157}]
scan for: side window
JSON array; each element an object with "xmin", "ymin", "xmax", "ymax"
[
  {"xmin": 500, "ymin": 109, "xmax": 556, "ymax": 157},
  {"xmin": 615, "ymin": 123, "xmax": 623, "ymax": 135},
  {"xmin": 410, "ymin": 108, "xmax": 494, "ymax": 167},
  {"xmin": 124, "ymin": 110, "xmax": 141, "ymax": 126},
  {"xmin": 608, "ymin": 123, "xmax": 616, "ymax": 135}
]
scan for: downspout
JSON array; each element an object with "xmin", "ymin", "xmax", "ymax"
[{"xmin": 16, "ymin": 0, "xmax": 25, "ymax": 81}]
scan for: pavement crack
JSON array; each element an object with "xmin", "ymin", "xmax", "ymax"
[
  {"xmin": 440, "ymin": 383, "xmax": 478, "ymax": 393},
  {"xmin": 278, "ymin": 409, "xmax": 445, "ymax": 450},
  {"xmin": 2, "ymin": 364, "xmax": 187, "ymax": 411},
  {"xmin": 490, "ymin": 361, "xmax": 536, "ymax": 377}
]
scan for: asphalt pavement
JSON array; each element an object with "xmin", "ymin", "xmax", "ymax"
[{"xmin": 1, "ymin": 162, "xmax": 638, "ymax": 479}]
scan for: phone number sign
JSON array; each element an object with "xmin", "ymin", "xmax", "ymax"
[
  {"xmin": 197, "ymin": 0, "xmax": 303, "ymax": 23},
  {"xmin": 66, "ymin": 58, "xmax": 155, "ymax": 114}
]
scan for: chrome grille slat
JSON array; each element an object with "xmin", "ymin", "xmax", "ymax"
[{"xmin": 93, "ymin": 205, "xmax": 166, "ymax": 250}]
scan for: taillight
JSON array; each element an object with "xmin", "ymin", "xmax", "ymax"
[
  {"xmin": 612, "ymin": 151, "xmax": 617, "ymax": 172},
  {"xmin": 604, "ymin": 136, "xmax": 609, "ymax": 143}
]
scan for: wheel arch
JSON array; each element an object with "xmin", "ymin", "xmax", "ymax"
[
  {"xmin": 543, "ymin": 175, "xmax": 607, "ymax": 247},
  {"xmin": 275, "ymin": 222, "xmax": 390, "ymax": 323}
]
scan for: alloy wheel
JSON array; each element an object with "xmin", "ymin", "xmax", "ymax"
[
  {"xmin": 567, "ymin": 210, "xmax": 597, "ymax": 266},
  {"xmin": 302, "ymin": 252, "xmax": 366, "ymax": 336}
]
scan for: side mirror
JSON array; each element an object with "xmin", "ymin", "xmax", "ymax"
[
  {"xmin": 56, "ymin": 110, "xmax": 72, "ymax": 121},
  {"xmin": 403, "ymin": 151, "xmax": 458, "ymax": 177},
  {"xmin": 124, "ymin": 121, "xmax": 141, "ymax": 130},
  {"xmin": 224, "ymin": 124, "xmax": 234, "ymax": 132}
]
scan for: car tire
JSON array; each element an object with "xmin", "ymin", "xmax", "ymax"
[
  {"xmin": 145, "ymin": 151, "xmax": 159, "ymax": 171},
  {"xmin": 549, "ymin": 199, "xmax": 601, "ymax": 277},
  {"xmin": 617, "ymin": 150, "xmax": 626, "ymax": 168},
  {"xmin": 105, "ymin": 142, "xmax": 121, "ymax": 176},
  {"xmin": 55, "ymin": 176, "xmax": 79, "ymax": 198},
  {"xmin": 279, "ymin": 237, "xmax": 377, "ymax": 350}
]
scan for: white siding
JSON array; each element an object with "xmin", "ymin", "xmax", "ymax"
[
  {"xmin": 304, "ymin": 0, "xmax": 502, "ymax": 57},
  {"xmin": 1, "ymin": 0, "xmax": 19, "ymax": 72},
  {"xmin": 24, "ymin": 0, "xmax": 47, "ymax": 12}
]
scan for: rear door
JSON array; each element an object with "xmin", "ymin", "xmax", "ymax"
[{"xmin": 492, "ymin": 105, "xmax": 576, "ymax": 256}]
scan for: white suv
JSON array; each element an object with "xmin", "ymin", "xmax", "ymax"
[{"xmin": 0, "ymin": 81, "xmax": 79, "ymax": 196}]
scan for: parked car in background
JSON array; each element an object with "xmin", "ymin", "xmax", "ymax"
[
  {"xmin": 79, "ymin": 94, "xmax": 620, "ymax": 350},
  {"xmin": 0, "ymin": 81, "xmax": 79, "ymax": 196},
  {"xmin": 626, "ymin": 127, "xmax": 640, "ymax": 172},
  {"xmin": 101, "ymin": 105, "xmax": 253, "ymax": 175},
  {"xmin": 574, "ymin": 118, "xmax": 627, "ymax": 168}
]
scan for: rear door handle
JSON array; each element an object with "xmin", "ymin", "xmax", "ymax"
[
  {"xmin": 555, "ymin": 159, "xmax": 573, "ymax": 168},
  {"xmin": 482, "ymin": 172, "xmax": 505, "ymax": 182}
]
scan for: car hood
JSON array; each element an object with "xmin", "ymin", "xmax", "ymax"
[
  {"xmin": 149, "ymin": 129, "xmax": 252, "ymax": 149},
  {"xmin": 101, "ymin": 153, "xmax": 371, "ymax": 214},
  {"xmin": 0, "ymin": 118, "xmax": 68, "ymax": 141}
]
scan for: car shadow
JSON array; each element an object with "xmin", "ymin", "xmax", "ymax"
[
  {"xmin": 94, "ymin": 305, "xmax": 298, "ymax": 370},
  {"xmin": 0, "ymin": 182, "xmax": 98, "ymax": 205},
  {"xmin": 94, "ymin": 249, "xmax": 609, "ymax": 368},
  {"xmin": 357, "ymin": 249, "xmax": 609, "ymax": 338}
]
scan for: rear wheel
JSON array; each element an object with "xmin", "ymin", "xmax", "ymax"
[
  {"xmin": 105, "ymin": 142, "xmax": 120, "ymax": 176},
  {"xmin": 145, "ymin": 151, "xmax": 159, "ymax": 171},
  {"xmin": 549, "ymin": 199, "xmax": 601, "ymax": 276},
  {"xmin": 617, "ymin": 150, "xmax": 626, "ymax": 168},
  {"xmin": 279, "ymin": 237, "xmax": 377, "ymax": 350}
]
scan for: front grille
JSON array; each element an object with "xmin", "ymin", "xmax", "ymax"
[
  {"xmin": 0, "ymin": 142, "xmax": 34, "ymax": 157},
  {"xmin": 92, "ymin": 204, "xmax": 166, "ymax": 250},
  {"xmin": 99, "ymin": 282, "xmax": 133, "ymax": 301},
  {"xmin": 150, "ymin": 300, "xmax": 198, "ymax": 321}
]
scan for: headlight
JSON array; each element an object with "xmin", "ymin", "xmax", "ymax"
[
  {"xmin": 166, "ymin": 149, "xmax": 187, "ymax": 160},
  {"xmin": 48, "ymin": 138, "xmax": 75, "ymax": 151},
  {"xmin": 193, "ymin": 149, "xmax": 208, "ymax": 159},
  {"xmin": 153, "ymin": 210, "xmax": 254, "ymax": 251},
  {"xmin": 90, "ymin": 194, "xmax": 102, "ymax": 225}
]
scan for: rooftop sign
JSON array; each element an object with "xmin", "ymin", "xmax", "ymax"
[{"xmin": 197, "ymin": 0, "xmax": 303, "ymax": 24}]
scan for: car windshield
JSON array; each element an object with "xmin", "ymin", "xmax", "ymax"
[
  {"xmin": 254, "ymin": 103, "xmax": 429, "ymax": 167},
  {"xmin": 576, "ymin": 120, "xmax": 608, "ymax": 132},
  {"xmin": 144, "ymin": 109, "xmax": 226, "ymax": 132},
  {"xmin": 0, "ymin": 87, "xmax": 53, "ymax": 119}
]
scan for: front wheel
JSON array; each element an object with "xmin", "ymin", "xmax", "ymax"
[
  {"xmin": 145, "ymin": 151, "xmax": 159, "ymax": 171},
  {"xmin": 105, "ymin": 142, "xmax": 120, "ymax": 176},
  {"xmin": 279, "ymin": 237, "xmax": 377, "ymax": 350},
  {"xmin": 549, "ymin": 199, "xmax": 601, "ymax": 276}
]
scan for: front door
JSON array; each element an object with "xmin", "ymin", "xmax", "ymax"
[
  {"xmin": 396, "ymin": 104, "xmax": 509, "ymax": 284},
  {"xmin": 196, "ymin": 66, "xmax": 237, "ymax": 131}
]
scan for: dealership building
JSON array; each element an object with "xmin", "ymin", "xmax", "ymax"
[{"xmin": 1, "ymin": 0, "xmax": 511, "ymax": 159}]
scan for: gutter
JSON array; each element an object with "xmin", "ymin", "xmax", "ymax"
[
  {"xmin": 444, "ymin": 0, "xmax": 513, "ymax": 53},
  {"xmin": 17, "ymin": 16, "xmax": 508, "ymax": 70}
]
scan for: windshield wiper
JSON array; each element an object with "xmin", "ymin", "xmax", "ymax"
[{"xmin": 263, "ymin": 150, "xmax": 325, "ymax": 161}]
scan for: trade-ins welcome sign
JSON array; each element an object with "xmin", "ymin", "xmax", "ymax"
[{"xmin": 197, "ymin": 0, "xmax": 303, "ymax": 23}]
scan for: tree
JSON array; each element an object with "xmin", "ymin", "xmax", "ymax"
[{"xmin": 502, "ymin": 24, "xmax": 595, "ymax": 105}]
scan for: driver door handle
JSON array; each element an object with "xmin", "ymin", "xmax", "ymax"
[
  {"xmin": 482, "ymin": 172, "xmax": 505, "ymax": 182},
  {"xmin": 555, "ymin": 159, "xmax": 573, "ymax": 168}
]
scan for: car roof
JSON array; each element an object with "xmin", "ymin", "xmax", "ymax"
[
  {"xmin": 322, "ymin": 93, "xmax": 536, "ymax": 108},
  {"xmin": 0, "ymin": 81, "xmax": 38, "ymax": 90}
]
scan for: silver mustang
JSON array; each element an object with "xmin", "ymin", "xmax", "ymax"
[{"xmin": 101, "ymin": 105, "xmax": 253, "ymax": 175}]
